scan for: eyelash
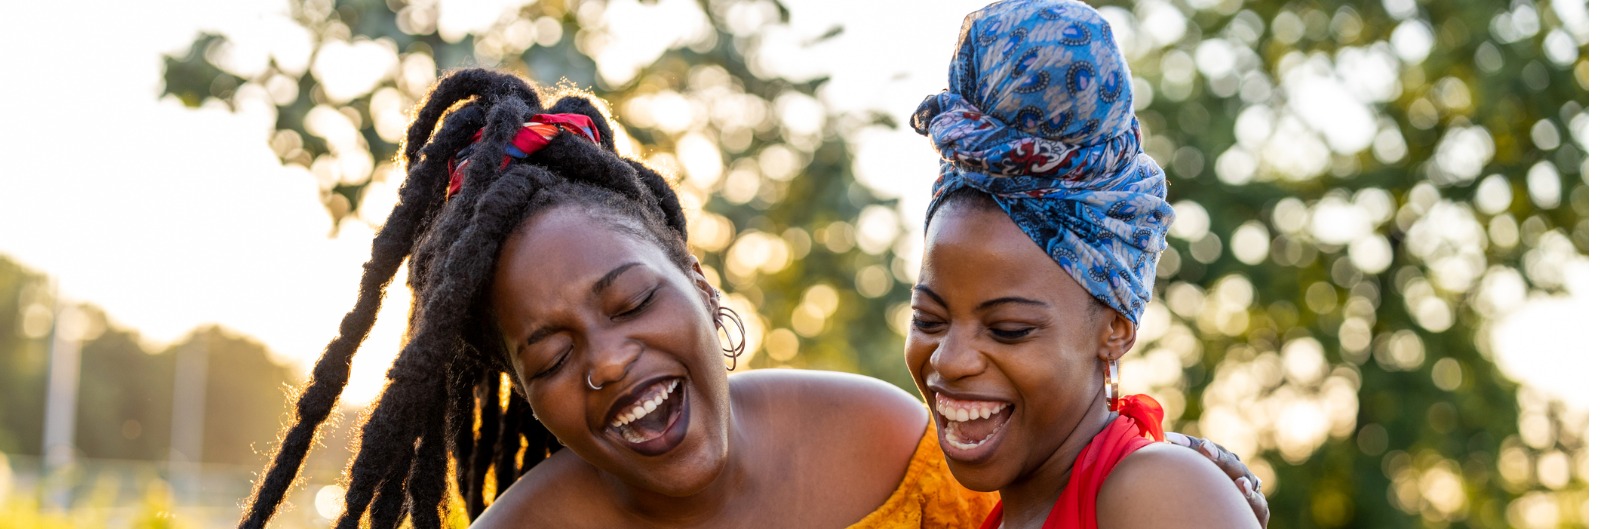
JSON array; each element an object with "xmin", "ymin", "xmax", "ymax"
[
  {"xmin": 911, "ymin": 314, "xmax": 1035, "ymax": 341},
  {"xmin": 617, "ymin": 288, "xmax": 657, "ymax": 319},
  {"xmin": 532, "ymin": 289, "xmax": 656, "ymax": 379},
  {"xmin": 533, "ymin": 349, "xmax": 569, "ymax": 379},
  {"xmin": 529, "ymin": 288, "xmax": 658, "ymax": 380},
  {"xmin": 990, "ymin": 327, "xmax": 1035, "ymax": 340},
  {"xmin": 910, "ymin": 313, "xmax": 945, "ymax": 333}
]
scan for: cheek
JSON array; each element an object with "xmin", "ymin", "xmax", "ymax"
[
  {"xmin": 524, "ymin": 387, "xmax": 580, "ymax": 438},
  {"xmin": 903, "ymin": 335, "xmax": 937, "ymax": 379},
  {"xmin": 1014, "ymin": 347, "xmax": 1094, "ymax": 401},
  {"xmin": 657, "ymin": 286, "xmax": 711, "ymax": 333},
  {"xmin": 902, "ymin": 335, "xmax": 926, "ymax": 361},
  {"xmin": 507, "ymin": 355, "xmax": 531, "ymax": 384}
]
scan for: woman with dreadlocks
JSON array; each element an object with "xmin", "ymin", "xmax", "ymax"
[
  {"xmin": 239, "ymin": 63, "xmax": 1267, "ymax": 527},
  {"xmin": 237, "ymin": 68, "xmax": 995, "ymax": 529},
  {"xmin": 906, "ymin": 0, "xmax": 1263, "ymax": 527}
]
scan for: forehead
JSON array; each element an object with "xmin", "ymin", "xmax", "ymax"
[
  {"xmin": 496, "ymin": 206, "xmax": 672, "ymax": 292},
  {"xmin": 922, "ymin": 205, "xmax": 1079, "ymax": 300}
]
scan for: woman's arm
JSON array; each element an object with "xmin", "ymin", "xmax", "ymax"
[{"xmin": 1096, "ymin": 443, "xmax": 1258, "ymax": 528}]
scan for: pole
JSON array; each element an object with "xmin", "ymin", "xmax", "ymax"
[
  {"xmin": 169, "ymin": 331, "xmax": 208, "ymax": 502},
  {"xmin": 41, "ymin": 280, "xmax": 81, "ymax": 509}
]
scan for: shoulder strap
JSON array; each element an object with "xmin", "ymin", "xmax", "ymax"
[
  {"xmin": 977, "ymin": 395, "xmax": 1166, "ymax": 529},
  {"xmin": 1042, "ymin": 395, "xmax": 1164, "ymax": 529}
]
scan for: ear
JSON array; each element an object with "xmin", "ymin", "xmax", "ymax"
[
  {"xmin": 688, "ymin": 257, "xmax": 719, "ymax": 311},
  {"xmin": 1097, "ymin": 308, "xmax": 1138, "ymax": 362}
]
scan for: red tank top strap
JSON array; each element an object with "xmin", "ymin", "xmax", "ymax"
[{"xmin": 978, "ymin": 395, "xmax": 1165, "ymax": 529}]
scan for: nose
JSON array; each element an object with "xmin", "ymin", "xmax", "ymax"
[
  {"xmin": 928, "ymin": 327, "xmax": 986, "ymax": 382},
  {"xmin": 586, "ymin": 334, "xmax": 642, "ymax": 389}
]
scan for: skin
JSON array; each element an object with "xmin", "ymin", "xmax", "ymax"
[
  {"xmin": 473, "ymin": 205, "xmax": 931, "ymax": 528},
  {"xmin": 1169, "ymin": 432, "xmax": 1271, "ymax": 526},
  {"xmin": 906, "ymin": 200, "xmax": 1257, "ymax": 528}
]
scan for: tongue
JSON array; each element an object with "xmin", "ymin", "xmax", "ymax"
[
  {"xmin": 621, "ymin": 394, "xmax": 678, "ymax": 441},
  {"xmin": 951, "ymin": 410, "xmax": 1007, "ymax": 444}
]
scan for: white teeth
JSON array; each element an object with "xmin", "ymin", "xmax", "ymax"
[
  {"xmin": 936, "ymin": 395, "xmax": 1010, "ymax": 450},
  {"xmin": 609, "ymin": 379, "xmax": 681, "ymax": 428},
  {"xmin": 936, "ymin": 398, "xmax": 1009, "ymax": 423},
  {"xmin": 944, "ymin": 426, "xmax": 998, "ymax": 450}
]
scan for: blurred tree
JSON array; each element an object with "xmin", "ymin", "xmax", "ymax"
[
  {"xmin": 0, "ymin": 256, "xmax": 300, "ymax": 470},
  {"xmin": 0, "ymin": 256, "xmax": 53, "ymax": 455},
  {"xmin": 160, "ymin": 0, "xmax": 916, "ymax": 387},
  {"xmin": 76, "ymin": 324, "xmax": 177, "ymax": 461},
  {"xmin": 160, "ymin": 0, "xmax": 1588, "ymax": 527},
  {"xmin": 165, "ymin": 326, "xmax": 300, "ymax": 469},
  {"xmin": 1089, "ymin": 0, "xmax": 1588, "ymax": 527}
]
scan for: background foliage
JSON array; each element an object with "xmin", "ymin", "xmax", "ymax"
[
  {"xmin": 0, "ymin": 255, "xmax": 339, "ymax": 526},
  {"xmin": 1, "ymin": 257, "xmax": 301, "ymax": 468},
  {"xmin": 4, "ymin": 0, "xmax": 1583, "ymax": 527}
]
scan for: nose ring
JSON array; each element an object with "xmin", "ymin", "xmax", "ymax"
[{"xmin": 586, "ymin": 373, "xmax": 602, "ymax": 391}]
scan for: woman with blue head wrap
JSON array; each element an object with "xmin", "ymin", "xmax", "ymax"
[{"xmin": 903, "ymin": 1, "xmax": 1262, "ymax": 527}]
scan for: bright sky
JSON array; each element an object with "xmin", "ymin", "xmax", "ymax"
[
  {"xmin": 0, "ymin": 0, "xmax": 989, "ymax": 407},
  {"xmin": 0, "ymin": 0, "xmax": 1589, "ymax": 411}
]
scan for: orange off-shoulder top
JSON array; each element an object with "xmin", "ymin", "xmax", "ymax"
[{"xmin": 847, "ymin": 421, "xmax": 998, "ymax": 528}]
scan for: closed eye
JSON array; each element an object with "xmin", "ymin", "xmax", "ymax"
[
  {"xmin": 615, "ymin": 287, "xmax": 658, "ymax": 319},
  {"xmin": 990, "ymin": 327, "xmax": 1035, "ymax": 341},
  {"xmin": 910, "ymin": 312, "xmax": 947, "ymax": 333},
  {"xmin": 532, "ymin": 349, "xmax": 570, "ymax": 379}
]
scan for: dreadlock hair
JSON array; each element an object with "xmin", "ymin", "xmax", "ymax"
[{"xmin": 238, "ymin": 68, "xmax": 694, "ymax": 529}]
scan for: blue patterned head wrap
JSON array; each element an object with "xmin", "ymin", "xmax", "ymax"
[{"xmin": 911, "ymin": 0, "xmax": 1172, "ymax": 325}]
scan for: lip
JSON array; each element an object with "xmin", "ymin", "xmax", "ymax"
[
  {"xmin": 927, "ymin": 385, "xmax": 1015, "ymax": 465},
  {"xmin": 603, "ymin": 375, "xmax": 680, "ymax": 424},
  {"xmin": 601, "ymin": 375, "xmax": 690, "ymax": 457}
]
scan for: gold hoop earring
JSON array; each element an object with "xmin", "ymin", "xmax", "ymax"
[
  {"xmin": 1104, "ymin": 358, "xmax": 1120, "ymax": 412},
  {"xmin": 714, "ymin": 306, "xmax": 746, "ymax": 371}
]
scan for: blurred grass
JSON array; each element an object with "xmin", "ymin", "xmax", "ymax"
[{"xmin": 1, "ymin": 452, "xmax": 222, "ymax": 529}]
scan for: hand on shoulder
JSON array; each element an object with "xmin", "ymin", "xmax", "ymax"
[{"xmin": 1096, "ymin": 443, "xmax": 1258, "ymax": 529}]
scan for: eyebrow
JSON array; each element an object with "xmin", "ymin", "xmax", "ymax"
[
  {"xmin": 592, "ymin": 262, "xmax": 644, "ymax": 297},
  {"xmin": 913, "ymin": 286, "xmax": 1048, "ymax": 311},
  {"xmin": 520, "ymin": 326, "xmax": 559, "ymax": 353},
  {"xmin": 976, "ymin": 296, "xmax": 1048, "ymax": 311},
  {"xmin": 518, "ymin": 262, "xmax": 646, "ymax": 352},
  {"xmin": 913, "ymin": 285, "xmax": 947, "ymax": 307}
]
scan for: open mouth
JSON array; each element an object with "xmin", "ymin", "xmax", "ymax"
[
  {"xmin": 934, "ymin": 392, "xmax": 1014, "ymax": 457},
  {"xmin": 606, "ymin": 378, "xmax": 688, "ymax": 455}
]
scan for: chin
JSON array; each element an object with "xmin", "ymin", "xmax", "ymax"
[
  {"xmin": 944, "ymin": 461, "xmax": 1013, "ymax": 493},
  {"xmin": 635, "ymin": 436, "xmax": 730, "ymax": 497}
]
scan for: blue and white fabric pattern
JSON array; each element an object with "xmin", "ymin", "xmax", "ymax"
[{"xmin": 911, "ymin": 0, "xmax": 1173, "ymax": 325}]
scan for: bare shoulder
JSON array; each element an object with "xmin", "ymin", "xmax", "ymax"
[
  {"xmin": 1096, "ymin": 443, "xmax": 1257, "ymax": 529},
  {"xmin": 730, "ymin": 368, "xmax": 931, "ymax": 503},
  {"xmin": 730, "ymin": 369, "xmax": 929, "ymax": 437},
  {"xmin": 470, "ymin": 451, "xmax": 602, "ymax": 528}
]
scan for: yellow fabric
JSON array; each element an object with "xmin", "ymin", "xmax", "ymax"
[{"xmin": 847, "ymin": 420, "xmax": 999, "ymax": 528}]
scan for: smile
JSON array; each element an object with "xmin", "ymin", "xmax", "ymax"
[
  {"xmin": 934, "ymin": 392, "xmax": 1014, "ymax": 457},
  {"xmin": 605, "ymin": 378, "xmax": 688, "ymax": 455}
]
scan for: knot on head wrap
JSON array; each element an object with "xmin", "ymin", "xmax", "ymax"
[{"xmin": 913, "ymin": 0, "xmax": 1173, "ymax": 325}]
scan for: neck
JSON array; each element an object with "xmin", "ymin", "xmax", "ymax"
[
  {"xmin": 998, "ymin": 398, "xmax": 1115, "ymax": 529},
  {"xmin": 606, "ymin": 404, "xmax": 754, "ymax": 525}
]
